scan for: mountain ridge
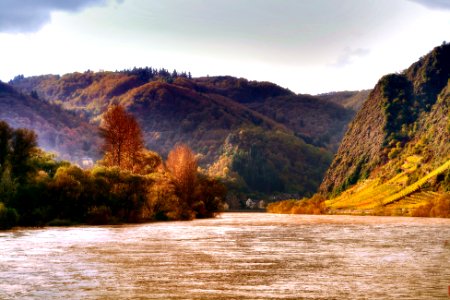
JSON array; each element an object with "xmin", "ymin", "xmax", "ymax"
[{"xmin": 5, "ymin": 72, "xmax": 363, "ymax": 200}]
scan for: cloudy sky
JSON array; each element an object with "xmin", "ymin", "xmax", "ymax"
[{"xmin": 0, "ymin": 0, "xmax": 449, "ymax": 94}]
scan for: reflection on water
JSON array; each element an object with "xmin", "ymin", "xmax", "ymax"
[{"xmin": 1, "ymin": 213, "xmax": 450, "ymax": 299}]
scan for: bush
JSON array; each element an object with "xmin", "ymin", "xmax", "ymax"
[
  {"xmin": 267, "ymin": 194, "xmax": 326, "ymax": 214},
  {"xmin": 412, "ymin": 194, "xmax": 450, "ymax": 217},
  {"xmin": 86, "ymin": 205, "xmax": 113, "ymax": 225},
  {"xmin": 0, "ymin": 202, "xmax": 19, "ymax": 229},
  {"xmin": 47, "ymin": 218, "xmax": 76, "ymax": 226}
]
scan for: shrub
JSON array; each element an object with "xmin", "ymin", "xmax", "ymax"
[
  {"xmin": 429, "ymin": 194, "xmax": 450, "ymax": 217},
  {"xmin": 0, "ymin": 202, "xmax": 19, "ymax": 229},
  {"xmin": 412, "ymin": 194, "xmax": 450, "ymax": 217},
  {"xmin": 267, "ymin": 194, "xmax": 326, "ymax": 215},
  {"xmin": 47, "ymin": 218, "xmax": 76, "ymax": 226}
]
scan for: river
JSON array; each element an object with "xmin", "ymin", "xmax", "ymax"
[{"xmin": 1, "ymin": 213, "xmax": 450, "ymax": 299}]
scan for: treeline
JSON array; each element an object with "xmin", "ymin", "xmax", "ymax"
[
  {"xmin": 10, "ymin": 67, "xmax": 192, "ymax": 85},
  {"xmin": 0, "ymin": 106, "xmax": 225, "ymax": 229},
  {"xmin": 120, "ymin": 67, "xmax": 192, "ymax": 83}
]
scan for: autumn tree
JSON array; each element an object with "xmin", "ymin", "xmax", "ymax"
[
  {"xmin": 146, "ymin": 174, "xmax": 181, "ymax": 220},
  {"xmin": 166, "ymin": 144, "xmax": 198, "ymax": 211},
  {"xmin": 138, "ymin": 149, "xmax": 162, "ymax": 174},
  {"xmin": 100, "ymin": 105, "xmax": 145, "ymax": 171}
]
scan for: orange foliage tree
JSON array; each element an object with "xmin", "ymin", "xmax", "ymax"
[
  {"xmin": 166, "ymin": 144, "xmax": 198, "ymax": 209},
  {"xmin": 99, "ymin": 105, "xmax": 145, "ymax": 171}
]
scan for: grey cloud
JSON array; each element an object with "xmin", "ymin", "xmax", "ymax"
[
  {"xmin": 0, "ymin": 0, "xmax": 115, "ymax": 33},
  {"xmin": 407, "ymin": 0, "xmax": 450, "ymax": 10},
  {"xmin": 331, "ymin": 48, "xmax": 370, "ymax": 68}
]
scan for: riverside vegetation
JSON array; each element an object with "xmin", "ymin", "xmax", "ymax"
[{"xmin": 0, "ymin": 105, "xmax": 226, "ymax": 230}]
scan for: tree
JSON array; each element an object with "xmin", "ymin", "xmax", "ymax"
[
  {"xmin": 0, "ymin": 168, "xmax": 17, "ymax": 205},
  {"xmin": 10, "ymin": 128, "xmax": 37, "ymax": 180},
  {"xmin": 134, "ymin": 149, "xmax": 162, "ymax": 175},
  {"xmin": 100, "ymin": 105, "xmax": 145, "ymax": 171},
  {"xmin": 166, "ymin": 144, "xmax": 198, "ymax": 210},
  {"xmin": 146, "ymin": 174, "xmax": 181, "ymax": 220},
  {"xmin": 194, "ymin": 176, "xmax": 226, "ymax": 218},
  {"xmin": 0, "ymin": 202, "xmax": 19, "ymax": 229},
  {"xmin": 30, "ymin": 90, "xmax": 39, "ymax": 99},
  {"xmin": 0, "ymin": 121, "xmax": 12, "ymax": 171}
]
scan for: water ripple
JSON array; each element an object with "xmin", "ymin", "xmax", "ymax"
[{"xmin": 1, "ymin": 213, "xmax": 449, "ymax": 299}]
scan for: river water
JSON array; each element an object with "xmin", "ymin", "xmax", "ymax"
[{"xmin": 1, "ymin": 213, "xmax": 450, "ymax": 299}]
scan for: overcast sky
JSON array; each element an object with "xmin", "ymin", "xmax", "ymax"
[{"xmin": 0, "ymin": 0, "xmax": 449, "ymax": 94}]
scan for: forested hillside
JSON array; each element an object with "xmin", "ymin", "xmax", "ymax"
[
  {"xmin": 317, "ymin": 90, "xmax": 371, "ymax": 112},
  {"xmin": 8, "ymin": 70, "xmax": 358, "ymax": 200}
]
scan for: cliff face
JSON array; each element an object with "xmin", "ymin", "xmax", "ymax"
[
  {"xmin": 415, "ymin": 81, "xmax": 449, "ymax": 163},
  {"xmin": 319, "ymin": 85, "xmax": 387, "ymax": 194},
  {"xmin": 320, "ymin": 43, "xmax": 450, "ymax": 195}
]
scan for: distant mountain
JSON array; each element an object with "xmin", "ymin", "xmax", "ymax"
[
  {"xmin": 317, "ymin": 90, "xmax": 371, "ymax": 112},
  {"xmin": 320, "ymin": 43, "xmax": 450, "ymax": 214},
  {"xmin": 8, "ymin": 69, "xmax": 358, "ymax": 199},
  {"xmin": 11, "ymin": 73, "xmax": 357, "ymax": 152},
  {"xmin": 192, "ymin": 76, "xmax": 294, "ymax": 103}
]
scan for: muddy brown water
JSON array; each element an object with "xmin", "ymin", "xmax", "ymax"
[{"xmin": 1, "ymin": 213, "xmax": 450, "ymax": 299}]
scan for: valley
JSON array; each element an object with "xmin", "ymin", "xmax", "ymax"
[{"xmin": 4, "ymin": 71, "xmax": 365, "ymax": 202}]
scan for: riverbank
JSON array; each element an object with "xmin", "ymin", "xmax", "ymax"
[{"xmin": 267, "ymin": 192, "xmax": 450, "ymax": 218}]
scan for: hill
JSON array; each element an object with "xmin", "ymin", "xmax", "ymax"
[
  {"xmin": 0, "ymin": 81, "xmax": 101, "ymax": 164},
  {"xmin": 11, "ymin": 73, "xmax": 356, "ymax": 152},
  {"xmin": 317, "ymin": 90, "xmax": 371, "ymax": 112},
  {"xmin": 192, "ymin": 76, "xmax": 295, "ymax": 103},
  {"xmin": 9, "ymin": 71, "xmax": 355, "ymax": 199},
  {"xmin": 190, "ymin": 76, "xmax": 356, "ymax": 151},
  {"xmin": 319, "ymin": 43, "xmax": 450, "ymax": 215},
  {"xmin": 244, "ymin": 94, "xmax": 354, "ymax": 151}
]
